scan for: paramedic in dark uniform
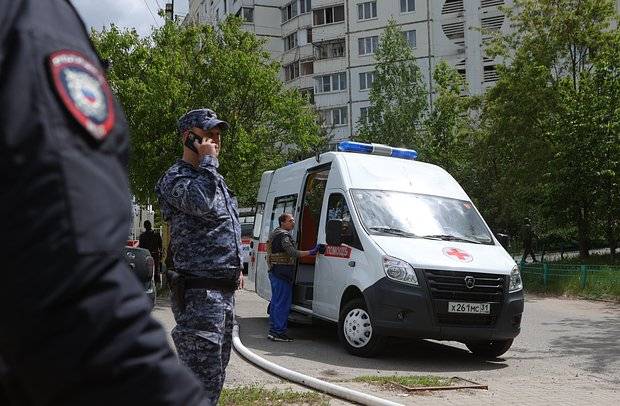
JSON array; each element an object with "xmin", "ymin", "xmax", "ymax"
[
  {"xmin": 267, "ymin": 213, "xmax": 318, "ymax": 342},
  {"xmin": 0, "ymin": 1, "xmax": 205, "ymax": 404},
  {"xmin": 156, "ymin": 108, "xmax": 244, "ymax": 405},
  {"xmin": 139, "ymin": 220, "xmax": 163, "ymax": 286}
]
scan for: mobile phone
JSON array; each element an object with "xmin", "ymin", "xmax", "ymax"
[{"xmin": 184, "ymin": 133, "xmax": 199, "ymax": 154}]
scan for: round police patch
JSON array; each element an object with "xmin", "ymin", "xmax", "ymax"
[{"xmin": 48, "ymin": 50, "xmax": 115, "ymax": 141}]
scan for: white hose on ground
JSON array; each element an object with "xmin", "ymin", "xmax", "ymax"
[{"xmin": 232, "ymin": 324, "xmax": 404, "ymax": 406}]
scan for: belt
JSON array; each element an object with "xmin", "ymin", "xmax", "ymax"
[
  {"xmin": 175, "ymin": 269, "xmax": 240, "ymax": 292},
  {"xmin": 268, "ymin": 252, "xmax": 295, "ymax": 265},
  {"xmin": 184, "ymin": 277, "xmax": 238, "ymax": 292}
]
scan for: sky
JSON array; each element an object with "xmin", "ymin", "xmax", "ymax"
[{"xmin": 71, "ymin": 0, "xmax": 188, "ymax": 37}]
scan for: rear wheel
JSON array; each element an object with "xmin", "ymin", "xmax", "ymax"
[
  {"xmin": 338, "ymin": 298, "xmax": 383, "ymax": 357},
  {"xmin": 466, "ymin": 339, "xmax": 513, "ymax": 359}
]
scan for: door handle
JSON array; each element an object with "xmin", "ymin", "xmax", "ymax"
[{"xmin": 348, "ymin": 261, "xmax": 356, "ymax": 267}]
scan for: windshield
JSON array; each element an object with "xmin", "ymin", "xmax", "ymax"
[
  {"xmin": 241, "ymin": 223, "xmax": 254, "ymax": 238},
  {"xmin": 350, "ymin": 189, "xmax": 494, "ymax": 245}
]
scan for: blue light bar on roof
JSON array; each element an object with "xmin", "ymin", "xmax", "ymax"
[
  {"xmin": 337, "ymin": 141, "xmax": 373, "ymax": 154},
  {"xmin": 337, "ymin": 141, "xmax": 417, "ymax": 160}
]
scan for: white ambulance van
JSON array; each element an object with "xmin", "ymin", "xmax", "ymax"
[{"xmin": 248, "ymin": 141, "xmax": 524, "ymax": 358}]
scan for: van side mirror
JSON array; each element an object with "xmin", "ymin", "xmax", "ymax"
[
  {"xmin": 495, "ymin": 233, "xmax": 510, "ymax": 248},
  {"xmin": 326, "ymin": 219, "xmax": 343, "ymax": 246}
]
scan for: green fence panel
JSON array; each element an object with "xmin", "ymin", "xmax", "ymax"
[
  {"xmin": 580, "ymin": 265, "xmax": 587, "ymax": 289},
  {"xmin": 520, "ymin": 262, "xmax": 620, "ymax": 296}
]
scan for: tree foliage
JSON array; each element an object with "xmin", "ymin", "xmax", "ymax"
[
  {"xmin": 91, "ymin": 18, "xmax": 322, "ymax": 206},
  {"xmin": 424, "ymin": 60, "xmax": 482, "ymax": 177},
  {"xmin": 357, "ymin": 19, "xmax": 428, "ymax": 148},
  {"xmin": 482, "ymin": 0, "xmax": 620, "ymax": 257}
]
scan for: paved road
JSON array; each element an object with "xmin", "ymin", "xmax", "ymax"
[{"xmin": 152, "ymin": 289, "xmax": 619, "ymax": 405}]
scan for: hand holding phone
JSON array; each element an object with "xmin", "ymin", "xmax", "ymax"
[{"xmin": 184, "ymin": 133, "xmax": 199, "ymax": 154}]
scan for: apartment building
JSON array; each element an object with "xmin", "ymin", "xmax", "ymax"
[{"xmin": 184, "ymin": 1, "xmax": 516, "ymax": 141}]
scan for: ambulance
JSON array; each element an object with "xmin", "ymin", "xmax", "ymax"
[{"xmin": 248, "ymin": 141, "xmax": 524, "ymax": 358}]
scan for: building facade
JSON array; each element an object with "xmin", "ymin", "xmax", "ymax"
[{"xmin": 184, "ymin": 0, "xmax": 515, "ymax": 142}]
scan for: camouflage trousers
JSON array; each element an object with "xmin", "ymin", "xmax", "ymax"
[{"xmin": 171, "ymin": 288, "xmax": 235, "ymax": 405}]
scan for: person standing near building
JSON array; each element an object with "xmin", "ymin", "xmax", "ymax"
[
  {"xmin": 139, "ymin": 220, "xmax": 163, "ymax": 286},
  {"xmin": 156, "ymin": 108, "xmax": 243, "ymax": 405},
  {"xmin": 0, "ymin": 1, "xmax": 205, "ymax": 404},
  {"xmin": 267, "ymin": 213, "xmax": 318, "ymax": 342}
]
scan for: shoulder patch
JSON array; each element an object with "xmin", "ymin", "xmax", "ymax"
[{"xmin": 48, "ymin": 50, "xmax": 115, "ymax": 141}]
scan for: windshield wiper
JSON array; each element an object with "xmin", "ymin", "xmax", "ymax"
[
  {"xmin": 420, "ymin": 234, "xmax": 482, "ymax": 244},
  {"xmin": 369, "ymin": 227, "xmax": 416, "ymax": 238}
]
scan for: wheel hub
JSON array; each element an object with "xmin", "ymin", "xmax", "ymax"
[{"xmin": 343, "ymin": 308, "xmax": 372, "ymax": 348}]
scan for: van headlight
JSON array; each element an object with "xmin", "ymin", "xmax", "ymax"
[
  {"xmin": 383, "ymin": 256, "xmax": 418, "ymax": 285},
  {"xmin": 509, "ymin": 265, "xmax": 523, "ymax": 292}
]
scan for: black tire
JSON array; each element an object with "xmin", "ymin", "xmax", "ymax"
[
  {"xmin": 466, "ymin": 339, "xmax": 514, "ymax": 359},
  {"xmin": 338, "ymin": 298, "xmax": 384, "ymax": 357}
]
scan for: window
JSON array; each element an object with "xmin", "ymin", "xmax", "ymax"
[
  {"xmin": 315, "ymin": 72, "xmax": 347, "ymax": 93},
  {"xmin": 300, "ymin": 88, "xmax": 315, "ymax": 104},
  {"xmin": 216, "ymin": 8, "xmax": 219, "ymax": 21},
  {"xmin": 284, "ymin": 32, "xmax": 298, "ymax": 51},
  {"xmin": 358, "ymin": 1, "xmax": 377, "ymax": 20},
  {"xmin": 300, "ymin": 61, "xmax": 314, "ymax": 75},
  {"xmin": 307, "ymin": 28, "xmax": 313, "ymax": 43},
  {"xmin": 326, "ymin": 193, "xmax": 362, "ymax": 249},
  {"xmin": 358, "ymin": 35, "xmax": 379, "ymax": 55},
  {"xmin": 282, "ymin": 1, "xmax": 298, "ymax": 22},
  {"xmin": 270, "ymin": 195, "xmax": 297, "ymax": 232},
  {"xmin": 237, "ymin": 7, "xmax": 254, "ymax": 22},
  {"xmin": 359, "ymin": 71, "xmax": 375, "ymax": 90},
  {"xmin": 224, "ymin": 0, "xmax": 227, "ymax": 13},
  {"xmin": 332, "ymin": 107, "xmax": 347, "ymax": 125},
  {"xmin": 400, "ymin": 0, "xmax": 415, "ymax": 12},
  {"xmin": 359, "ymin": 107, "xmax": 370, "ymax": 124},
  {"xmin": 284, "ymin": 62, "xmax": 300, "ymax": 81},
  {"xmin": 320, "ymin": 107, "xmax": 348, "ymax": 126},
  {"xmin": 403, "ymin": 29, "xmax": 416, "ymax": 48},
  {"xmin": 252, "ymin": 203, "xmax": 264, "ymax": 239},
  {"xmin": 315, "ymin": 39, "xmax": 345, "ymax": 59},
  {"xmin": 300, "ymin": 0, "xmax": 312, "ymax": 14},
  {"xmin": 243, "ymin": 7, "xmax": 254, "ymax": 22},
  {"xmin": 313, "ymin": 5, "xmax": 345, "ymax": 26}
]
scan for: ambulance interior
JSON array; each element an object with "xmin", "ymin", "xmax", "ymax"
[{"xmin": 293, "ymin": 169, "xmax": 329, "ymax": 309}]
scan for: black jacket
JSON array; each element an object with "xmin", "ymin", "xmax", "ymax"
[{"xmin": 0, "ymin": 1, "xmax": 204, "ymax": 404}]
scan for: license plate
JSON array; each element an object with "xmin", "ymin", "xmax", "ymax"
[{"xmin": 448, "ymin": 302, "xmax": 490, "ymax": 314}]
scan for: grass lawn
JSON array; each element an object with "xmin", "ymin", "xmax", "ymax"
[
  {"xmin": 353, "ymin": 375, "xmax": 451, "ymax": 389},
  {"xmin": 220, "ymin": 386, "xmax": 329, "ymax": 406}
]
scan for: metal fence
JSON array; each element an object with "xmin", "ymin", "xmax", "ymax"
[{"xmin": 520, "ymin": 261, "xmax": 620, "ymax": 296}]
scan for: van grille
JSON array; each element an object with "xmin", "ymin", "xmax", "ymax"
[{"xmin": 423, "ymin": 269, "xmax": 506, "ymax": 326}]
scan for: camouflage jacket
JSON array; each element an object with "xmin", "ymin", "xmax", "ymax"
[{"xmin": 156, "ymin": 156, "xmax": 242, "ymax": 280}]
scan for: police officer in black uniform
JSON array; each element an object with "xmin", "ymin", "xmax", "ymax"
[{"xmin": 0, "ymin": 1, "xmax": 206, "ymax": 404}]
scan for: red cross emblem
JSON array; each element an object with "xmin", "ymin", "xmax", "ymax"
[{"xmin": 443, "ymin": 247, "xmax": 473, "ymax": 262}]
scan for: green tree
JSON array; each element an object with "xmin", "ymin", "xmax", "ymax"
[
  {"xmin": 483, "ymin": 0, "xmax": 620, "ymax": 257},
  {"xmin": 424, "ymin": 60, "xmax": 481, "ymax": 177},
  {"xmin": 357, "ymin": 19, "xmax": 427, "ymax": 148},
  {"xmin": 92, "ymin": 17, "xmax": 322, "ymax": 206}
]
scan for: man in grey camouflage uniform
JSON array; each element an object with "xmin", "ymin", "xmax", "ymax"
[{"xmin": 156, "ymin": 108, "xmax": 243, "ymax": 405}]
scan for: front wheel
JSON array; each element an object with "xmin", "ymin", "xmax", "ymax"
[
  {"xmin": 338, "ymin": 298, "xmax": 384, "ymax": 357},
  {"xmin": 466, "ymin": 339, "xmax": 514, "ymax": 359}
]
